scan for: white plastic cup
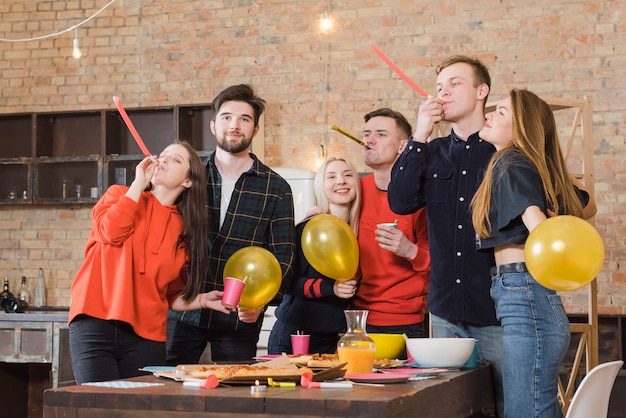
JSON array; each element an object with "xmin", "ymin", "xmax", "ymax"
[{"xmin": 376, "ymin": 222, "xmax": 397, "ymax": 238}]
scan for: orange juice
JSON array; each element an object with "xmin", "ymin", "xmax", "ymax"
[{"xmin": 338, "ymin": 346, "xmax": 376, "ymax": 374}]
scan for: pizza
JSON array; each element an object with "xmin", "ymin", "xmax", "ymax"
[
  {"xmin": 289, "ymin": 353, "xmax": 343, "ymax": 368},
  {"xmin": 189, "ymin": 364, "xmax": 312, "ymax": 380}
]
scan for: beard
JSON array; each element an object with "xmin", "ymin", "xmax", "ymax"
[{"xmin": 216, "ymin": 132, "xmax": 254, "ymax": 154}]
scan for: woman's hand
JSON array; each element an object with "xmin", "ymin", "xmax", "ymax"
[
  {"xmin": 305, "ymin": 206, "xmax": 323, "ymax": 218},
  {"xmin": 198, "ymin": 291, "xmax": 236, "ymax": 314},
  {"xmin": 333, "ymin": 279, "xmax": 357, "ymax": 299},
  {"xmin": 125, "ymin": 156, "xmax": 158, "ymax": 202}
]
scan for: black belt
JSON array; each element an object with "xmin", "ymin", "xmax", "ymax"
[{"xmin": 490, "ymin": 262, "xmax": 528, "ymax": 275}]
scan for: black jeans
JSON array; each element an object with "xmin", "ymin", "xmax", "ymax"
[
  {"xmin": 165, "ymin": 317, "xmax": 261, "ymax": 364},
  {"xmin": 69, "ymin": 315, "xmax": 165, "ymax": 384},
  {"xmin": 267, "ymin": 319, "xmax": 341, "ymax": 355}
]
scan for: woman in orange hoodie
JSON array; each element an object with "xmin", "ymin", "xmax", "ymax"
[{"xmin": 69, "ymin": 141, "xmax": 233, "ymax": 384}]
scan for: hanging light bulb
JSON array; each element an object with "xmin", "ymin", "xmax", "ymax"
[
  {"xmin": 320, "ymin": 11, "xmax": 332, "ymax": 33},
  {"xmin": 72, "ymin": 27, "xmax": 81, "ymax": 59}
]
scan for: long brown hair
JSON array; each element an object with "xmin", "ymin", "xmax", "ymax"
[
  {"xmin": 172, "ymin": 140, "xmax": 209, "ymax": 301},
  {"xmin": 471, "ymin": 89, "xmax": 584, "ymax": 238}
]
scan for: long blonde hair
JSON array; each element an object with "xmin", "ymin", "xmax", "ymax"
[
  {"xmin": 312, "ymin": 157, "xmax": 361, "ymax": 235},
  {"xmin": 471, "ymin": 89, "xmax": 584, "ymax": 238}
]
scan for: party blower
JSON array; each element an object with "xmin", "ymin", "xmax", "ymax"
[
  {"xmin": 113, "ymin": 96, "xmax": 155, "ymax": 161},
  {"xmin": 369, "ymin": 42, "xmax": 430, "ymax": 98},
  {"xmin": 331, "ymin": 125, "xmax": 367, "ymax": 147}
]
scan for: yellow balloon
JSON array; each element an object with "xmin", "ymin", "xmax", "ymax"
[
  {"xmin": 223, "ymin": 246, "xmax": 282, "ymax": 309},
  {"xmin": 301, "ymin": 214, "xmax": 359, "ymax": 281},
  {"xmin": 525, "ymin": 215, "xmax": 604, "ymax": 291}
]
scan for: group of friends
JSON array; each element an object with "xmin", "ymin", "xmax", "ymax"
[{"xmin": 68, "ymin": 55, "xmax": 596, "ymax": 418}]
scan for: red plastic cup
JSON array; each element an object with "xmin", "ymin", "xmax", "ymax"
[
  {"xmin": 222, "ymin": 277, "xmax": 245, "ymax": 309},
  {"xmin": 290, "ymin": 334, "xmax": 311, "ymax": 355}
]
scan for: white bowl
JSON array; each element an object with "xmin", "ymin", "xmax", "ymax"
[{"xmin": 405, "ymin": 338, "xmax": 475, "ymax": 367}]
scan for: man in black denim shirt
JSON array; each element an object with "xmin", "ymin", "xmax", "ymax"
[{"xmin": 388, "ymin": 56, "xmax": 503, "ymax": 417}]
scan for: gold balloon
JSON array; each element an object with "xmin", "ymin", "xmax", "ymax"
[
  {"xmin": 223, "ymin": 246, "xmax": 282, "ymax": 309},
  {"xmin": 301, "ymin": 214, "xmax": 359, "ymax": 281},
  {"xmin": 525, "ymin": 215, "xmax": 604, "ymax": 291}
]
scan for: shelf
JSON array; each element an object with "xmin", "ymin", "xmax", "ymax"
[
  {"xmin": 0, "ymin": 103, "xmax": 234, "ymax": 205},
  {"xmin": 34, "ymin": 156, "xmax": 102, "ymax": 203},
  {"xmin": 104, "ymin": 154, "xmax": 142, "ymax": 187},
  {"xmin": 176, "ymin": 104, "xmax": 217, "ymax": 151},
  {"xmin": 105, "ymin": 107, "xmax": 175, "ymax": 156},
  {"xmin": 0, "ymin": 113, "xmax": 33, "ymax": 158},
  {"xmin": 35, "ymin": 111, "xmax": 102, "ymax": 158},
  {"xmin": 0, "ymin": 158, "xmax": 32, "ymax": 203}
]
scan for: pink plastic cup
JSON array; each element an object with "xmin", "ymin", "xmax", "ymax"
[
  {"xmin": 291, "ymin": 334, "xmax": 311, "ymax": 355},
  {"xmin": 222, "ymin": 277, "xmax": 245, "ymax": 309}
]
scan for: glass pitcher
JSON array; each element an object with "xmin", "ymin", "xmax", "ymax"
[{"xmin": 337, "ymin": 309, "xmax": 376, "ymax": 374}]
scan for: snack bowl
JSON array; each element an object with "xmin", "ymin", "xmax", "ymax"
[
  {"xmin": 405, "ymin": 338, "xmax": 475, "ymax": 367},
  {"xmin": 369, "ymin": 333, "xmax": 406, "ymax": 360}
]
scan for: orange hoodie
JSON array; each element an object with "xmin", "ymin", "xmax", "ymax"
[{"xmin": 69, "ymin": 185, "xmax": 187, "ymax": 342}]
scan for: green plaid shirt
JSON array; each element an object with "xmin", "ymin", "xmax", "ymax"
[{"xmin": 172, "ymin": 152, "xmax": 295, "ymax": 330}]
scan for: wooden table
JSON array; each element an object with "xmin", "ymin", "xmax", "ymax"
[{"xmin": 43, "ymin": 364, "xmax": 493, "ymax": 418}]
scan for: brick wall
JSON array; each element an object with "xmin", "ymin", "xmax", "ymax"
[{"xmin": 0, "ymin": 0, "xmax": 624, "ymax": 312}]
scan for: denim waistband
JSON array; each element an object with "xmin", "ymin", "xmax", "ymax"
[{"xmin": 490, "ymin": 262, "xmax": 528, "ymax": 275}]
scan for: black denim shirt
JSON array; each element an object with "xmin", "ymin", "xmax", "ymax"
[{"xmin": 388, "ymin": 130, "xmax": 499, "ymax": 326}]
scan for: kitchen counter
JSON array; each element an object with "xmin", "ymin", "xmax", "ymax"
[
  {"xmin": 0, "ymin": 308, "xmax": 69, "ymax": 323},
  {"xmin": 0, "ymin": 308, "xmax": 74, "ymax": 418},
  {"xmin": 0, "ymin": 308, "xmax": 73, "ymax": 385}
]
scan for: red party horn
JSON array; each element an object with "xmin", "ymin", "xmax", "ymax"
[
  {"xmin": 369, "ymin": 42, "xmax": 429, "ymax": 97},
  {"xmin": 113, "ymin": 96, "xmax": 153, "ymax": 158}
]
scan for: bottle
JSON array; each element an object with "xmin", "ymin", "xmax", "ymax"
[
  {"xmin": 1, "ymin": 277, "xmax": 27, "ymax": 313},
  {"xmin": 337, "ymin": 309, "xmax": 376, "ymax": 374},
  {"xmin": 34, "ymin": 268, "xmax": 46, "ymax": 308},
  {"xmin": 17, "ymin": 276, "xmax": 30, "ymax": 305},
  {"xmin": 1, "ymin": 277, "xmax": 13, "ymax": 299}
]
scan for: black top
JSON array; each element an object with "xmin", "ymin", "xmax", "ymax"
[
  {"xmin": 476, "ymin": 149, "xmax": 590, "ymax": 250},
  {"xmin": 475, "ymin": 150, "xmax": 546, "ymax": 249},
  {"xmin": 274, "ymin": 217, "xmax": 351, "ymax": 333},
  {"xmin": 388, "ymin": 131, "xmax": 498, "ymax": 327}
]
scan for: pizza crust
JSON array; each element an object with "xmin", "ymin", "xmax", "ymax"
[
  {"xmin": 289, "ymin": 353, "xmax": 342, "ymax": 368},
  {"xmin": 188, "ymin": 364, "xmax": 312, "ymax": 380}
]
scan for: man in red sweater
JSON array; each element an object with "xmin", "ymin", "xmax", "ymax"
[{"xmin": 352, "ymin": 108, "xmax": 430, "ymax": 348}]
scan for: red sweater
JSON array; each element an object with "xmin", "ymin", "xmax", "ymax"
[
  {"xmin": 352, "ymin": 175, "xmax": 430, "ymax": 326},
  {"xmin": 69, "ymin": 186, "xmax": 187, "ymax": 342}
]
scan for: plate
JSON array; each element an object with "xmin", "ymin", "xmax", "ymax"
[
  {"xmin": 380, "ymin": 367, "xmax": 447, "ymax": 377},
  {"xmin": 253, "ymin": 355, "xmax": 283, "ymax": 360},
  {"xmin": 139, "ymin": 366, "xmax": 176, "ymax": 373},
  {"xmin": 344, "ymin": 373, "xmax": 412, "ymax": 384}
]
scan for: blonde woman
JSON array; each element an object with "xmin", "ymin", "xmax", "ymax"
[{"xmin": 268, "ymin": 157, "xmax": 361, "ymax": 354}]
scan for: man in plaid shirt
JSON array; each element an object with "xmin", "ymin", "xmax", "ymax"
[{"xmin": 166, "ymin": 84, "xmax": 296, "ymax": 363}]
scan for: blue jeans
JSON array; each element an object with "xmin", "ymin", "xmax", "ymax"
[
  {"xmin": 431, "ymin": 314, "xmax": 505, "ymax": 418},
  {"xmin": 69, "ymin": 315, "xmax": 165, "ymax": 384},
  {"xmin": 491, "ymin": 271, "xmax": 569, "ymax": 418}
]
